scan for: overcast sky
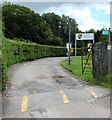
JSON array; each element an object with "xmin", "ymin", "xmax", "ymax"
[{"xmin": 7, "ymin": 2, "xmax": 111, "ymax": 31}]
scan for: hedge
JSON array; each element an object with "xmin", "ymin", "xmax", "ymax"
[{"xmin": 2, "ymin": 36, "xmax": 66, "ymax": 90}]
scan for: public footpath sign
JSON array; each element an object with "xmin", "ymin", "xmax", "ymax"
[
  {"xmin": 102, "ymin": 30, "xmax": 109, "ymax": 35},
  {"xmin": 66, "ymin": 43, "xmax": 72, "ymax": 51},
  {"xmin": 107, "ymin": 45, "xmax": 111, "ymax": 50}
]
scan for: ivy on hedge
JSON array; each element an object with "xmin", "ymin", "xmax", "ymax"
[{"xmin": 2, "ymin": 36, "xmax": 66, "ymax": 90}]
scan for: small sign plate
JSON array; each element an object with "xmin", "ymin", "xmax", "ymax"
[
  {"xmin": 102, "ymin": 30, "xmax": 109, "ymax": 35},
  {"xmin": 107, "ymin": 45, "xmax": 111, "ymax": 50},
  {"xmin": 70, "ymin": 48, "xmax": 74, "ymax": 53},
  {"xmin": 66, "ymin": 43, "xmax": 72, "ymax": 50}
]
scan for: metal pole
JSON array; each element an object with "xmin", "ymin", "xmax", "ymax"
[
  {"xmin": 75, "ymin": 35, "xmax": 77, "ymax": 56},
  {"xmin": 108, "ymin": 28, "xmax": 111, "ymax": 74},
  {"xmin": 68, "ymin": 19, "xmax": 71, "ymax": 65},
  {"xmin": 93, "ymin": 33, "xmax": 95, "ymax": 44}
]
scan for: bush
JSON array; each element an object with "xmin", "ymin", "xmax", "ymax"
[{"xmin": 2, "ymin": 36, "xmax": 66, "ymax": 90}]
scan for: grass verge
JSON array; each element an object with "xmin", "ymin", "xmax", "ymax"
[
  {"xmin": 0, "ymin": 50, "xmax": 2, "ymax": 56},
  {"xmin": 61, "ymin": 57, "xmax": 112, "ymax": 89}
]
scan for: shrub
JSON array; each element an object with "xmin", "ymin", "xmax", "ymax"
[{"xmin": 2, "ymin": 36, "xmax": 66, "ymax": 90}]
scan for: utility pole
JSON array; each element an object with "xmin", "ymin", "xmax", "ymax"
[{"xmin": 68, "ymin": 18, "xmax": 71, "ymax": 65}]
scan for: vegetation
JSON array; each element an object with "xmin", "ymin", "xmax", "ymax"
[
  {"xmin": 61, "ymin": 57, "xmax": 112, "ymax": 89},
  {"xmin": 93, "ymin": 74, "xmax": 112, "ymax": 89},
  {"xmin": 86, "ymin": 29, "xmax": 109, "ymax": 44},
  {"xmin": 3, "ymin": 3, "xmax": 109, "ymax": 47},
  {"xmin": 2, "ymin": 36, "xmax": 66, "ymax": 90},
  {"xmin": 2, "ymin": 3, "xmax": 80, "ymax": 47},
  {"xmin": 61, "ymin": 57, "xmax": 93, "ymax": 82},
  {"xmin": 1, "ymin": 3, "xmax": 112, "ymax": 90}
]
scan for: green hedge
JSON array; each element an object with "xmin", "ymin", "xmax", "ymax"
[{"xmin": 2, "ymin": 36, "xmax": 66, "ymax": 90}]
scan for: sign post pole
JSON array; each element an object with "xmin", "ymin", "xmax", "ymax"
[
  {"xmin": 93, "ymin": 34, "xmax": 95, "ymax": 44},
  {"xmin": 68, "ymin": 18, "xmax": 71, "ymax": 65},
  {"xmin": 102, "ymin": 28, "xmax": 111, "ymax": 74},
  {"xmin": 75, "ymin": 36, "xmax": 77, "ymax": 56},
  {"xmin": 108, "ymin": 28, "xmax": 111, "ymax": 74}
]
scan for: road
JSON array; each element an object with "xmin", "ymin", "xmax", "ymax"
[{"xmin": 2, "ymin": 57, "xmax": 110, "ymax": 118}]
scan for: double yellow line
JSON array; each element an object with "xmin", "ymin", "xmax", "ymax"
[
  {"xmin": 59, "ymin": 90, "xmax": 69, "ymax": 103},
  {"xmin": 21, "ymin": 91, "xmax": 69, "ymax": 113},
  {"xmin": 20, "ymin": 88, "xmax": 98, "ymax": 112},
  {"xmin": 21, "ymin": 96, "xmax": 28, "ymax": 112},
  {"xmin": 85, "ymin": 88, "xmax": 98, "ymax": 98}
]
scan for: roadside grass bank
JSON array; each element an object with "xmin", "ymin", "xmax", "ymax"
[
  {"xmin": 0, "ymin": 50, "xmax": 2, "ymax": 56},
  {"xmin": 61, "ymin": 57, "xmax": 112, "ymax": 89}
]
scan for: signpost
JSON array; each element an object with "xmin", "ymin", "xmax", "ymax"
[
  {"xmin": 66, "ymin": 43, "xmax": 72, "ymax": 51},
  {"xmin": 108, "ymin": 28, "xmax": 111, "ymax": 74},
  {"xmin": 102, "ymin": 28, "xmax": 111, "ymax": 74},
  {"xmin": 75, "ymin": 33, "xmax": 94, "ymax": 56},
  {"xmin": 76, "ymin": 33, "xmax": 94, "ymax": 41},
  {"xmin": 68, "ymin": 18, "xmax": 71, "ymax": 65},
  {"xmin": 66, "ymin": 43, "xmax": 72, "ymax": 58}
]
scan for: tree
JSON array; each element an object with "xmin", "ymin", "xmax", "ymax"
[
  {"xmin": 2, "ymin": 3, "xmax": 44, "ymax": 43},
  {"xmin": 2, "ymin": 3, "xmax": 80, "ymax": 47},
  {"xmin": 42, "ymin": 13, "xmax": 61, "ymax": 36}
]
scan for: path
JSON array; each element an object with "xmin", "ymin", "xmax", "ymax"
[{"xmin": 2, "ymin": 57, "xmax": 110, "ymax": 118}]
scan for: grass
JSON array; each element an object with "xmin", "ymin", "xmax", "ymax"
[
  {"xmin": 61, "ymin": 57, "xmax": 112, "ymax": 89},
  {"xmin": 0, "ymin": 50, "xmax": 2, "ymax": 56},
  {"xmin": 92, "ymin": 74, "xmax": 112, "ymax": 89},
  {"xmin": 61, "ymin": 57, "xmax": 93, "ymax": 82}
]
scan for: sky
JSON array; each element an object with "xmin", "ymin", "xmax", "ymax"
[{"xmin": 8, "ymin": 2, "xmax": 111, "ymax": 32}]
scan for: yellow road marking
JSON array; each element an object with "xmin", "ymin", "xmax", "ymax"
[
  {"xmin": 59, "ymin": 90, "xmax": 65, "ymax": 94},
  {"xmin": 21, "ymin": 96, "xmax": 28, "ymax": 112},
  {"xmin": 59, "ymin": 90, "xmax": 69, "ymax": 103},
  {"xmin": 85, "ymin": 88, "xmax": 98, "ymax": 98}
]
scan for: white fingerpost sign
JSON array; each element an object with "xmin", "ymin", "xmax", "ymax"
[
  {"xmin": 75, "ymin": 33, "xmax": 94, "ymax": 56},
  {"xmin": 107, "ymin": 45, "xmax": 111, "ymax": 50},
  {"xmin": 66, "ymin": 43, "xmax": 72, "ymax": 51}
]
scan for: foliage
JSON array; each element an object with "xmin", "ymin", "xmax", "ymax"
[
  {"xmin": 2, "ymin": 3, "xmax": 43, "ymax": 43},
  {"xmin": 13, "ymin": 38, "xmax": 36, "ymax": 44},
  {"xmin": 42, "ymin": 13, "xmax": 80, "ymax": 46},
  {"xmin": 86, "ymin": 29, "xmax": 108, "ymax": 43},
  {"xmin": 93, "ymin": 74, "xmax": 112, "ymax": 89},
  {"xmin": 0, "ymin": 21, "xmax": 2, "ymax": 50},
  {"xmin": 0, "ymin": 4, "xmax": 2, "ymax": 21},
  {"xmin": 61, "ymin": 57, "xmax": 112, "ymax": 89},
  {"xmin": 2, "ymin": 3, "xmax": 111, "ymax": 48},
  {"xmin": 2, "ymin": 3, "xmax": 80, "ymax": 47},
  {"xmin": 2, "ymin": 36, "xmax": 66, "ymax": 90}
]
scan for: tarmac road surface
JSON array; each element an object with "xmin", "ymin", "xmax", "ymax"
[{"xmin": 2, "ymin": 57, "xmax": 110, "ymax": 118}]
